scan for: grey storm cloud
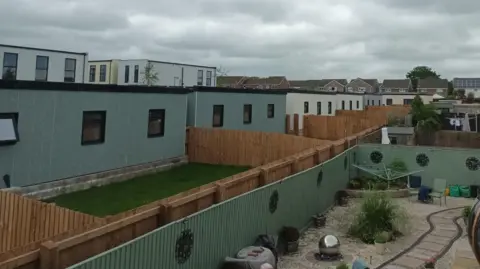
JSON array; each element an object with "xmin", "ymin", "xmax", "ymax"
[{"xmin": 1, "ymin": 0, "xmax": 480, "ymax": 79}]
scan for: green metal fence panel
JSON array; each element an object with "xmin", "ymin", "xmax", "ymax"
[
  {"xmin": 68, "ymin": 150, "xmax": 351, "ymax": 269},
  {"xmin": 357, "ymin": 144, "xmax": 480, "ymax": 187}
]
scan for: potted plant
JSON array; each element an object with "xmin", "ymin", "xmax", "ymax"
[
  {"xmin": 313, "ymin": 213, "xmax": 327, "ymax": 228},
  {"xmin": 336, "ymin": 262, "xmax": 349, "ymax": 269},
  {"xmin": 336, "ymin": 190, "xmax": 348, "ymax": 206},
  {"xmin": 374, "ymin": 231, "xmax": 388, "ymax": 254},
  {"xmin": 463, "ymin": 206, "xmax": 472, "ymax": 225},
  {"xmin": 281, "ymin": 226, "xmax": 300, "ymax": 253},
  {"xmin": 424, "ymin": 258, "xmax": 436, "ymax": 268}
]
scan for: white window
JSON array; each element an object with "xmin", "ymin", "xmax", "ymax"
[
  {"xmin": 197, "ymin": 70, "xmax": 204, "ymax": 86},
  {"xmin": 358, "ymin": 87, "xmax": 366, "ymax": 92},
  {"xmin": 0, "ymin": 113, "xmax": 19, "ymax": 145},
  {"xmin": 399, "ymin": 89, "xmax": 406, "ymax": 93},
  {"xmin": 347, "ymin": 87, "xmax": 353, "ymax": 92},
  {"xmin": 420, "ymin": 89, "xmax": 427, "ymax": 93}
]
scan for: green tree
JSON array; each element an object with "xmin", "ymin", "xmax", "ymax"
[
  {"xmin": 466, "ymin": 92, "xmax": 475, "ymax": 103},
  {"xmin": 141, "ymin": 63, "xmax": 159, "ymax": 86},
  {"xmin": 405, "ymin": 66, "xmax": 440, "ymax": 90},
  {"xmin": 410, "ymin": 95, "xmax": 441, "ymax": 145},
  {"xmin": 447, "ymin": 81, "xmax": 454, "ymax": 96},
  {"xmin": 456, "ymin": 89, "xmax": 466, "ymax": 99}
]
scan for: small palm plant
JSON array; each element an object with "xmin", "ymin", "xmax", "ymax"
[{"xmin": 141, "ymin": 62, "xmax": 159, "ymax": 86}]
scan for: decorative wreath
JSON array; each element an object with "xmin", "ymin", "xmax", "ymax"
[
  {"xmin": 466, "ymin": 157, "xmax": 480, "ymax": 171},
  {"xmin": 175, "ymin": 229, "xmax": 194, "ymax": 264},
  {"xmin": 344, "ymin": 156, "xmax": 348, "ymax": 170},
  {"xmin": 317, "ymin": 170, "xmax": 323, "ymax": 187},
  {"xmin": 416, "ymin": 153, "xmax": 429, "ymax": 167},
  {"xmin": 269, "ymin": 190, "xmax": 279, "ymax": 214},
  {"xmin": 370, "ymin": 151, "xmax": 383, "ymax": 164}
]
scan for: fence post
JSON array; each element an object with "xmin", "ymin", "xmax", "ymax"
[
  {"xmin": 157, "ymin": 202, "xmax": 168, "ymax": 227},
  {"xmin": 285, "ymin": 115, "xmax": 290, "ymax": 134},
  {"xmin": 293, "ymin": 114, "xmax": 299, "ymax": 136},
  {"xmin": 303, "ymin": 115, "xmax": 308, "ymax": 137},
  {"xmin": 214, "ymin": 182, "xmax": 227, "ymax": 203},
  {"xmin": 40, "ymin": 241, "xmax": 59, "ymax": 269},
  {"xmin": 290, "ymin": 157, "xmax": 301, "ymax": 174},
  {"xmin": 259, "ymin": 168, "xmax": 269, "ymax": 186}
]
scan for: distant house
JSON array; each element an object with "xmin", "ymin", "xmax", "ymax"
[
  {"xmin": 452, "ymin": 78, "xmax": 480, "ymax": 98},
  {"xmin": 417, "ymin": 78, "xmax": 448, "ymax": 96},
  {"xmin": 345, "ymin": 78, "xmax": 379, "ymax": 93},
  {"xmin": 116, "ymin": 59, "xmax": 217, "ymax": 87},
  {"xmin": 216, "ymin": 76, "xmax": 247, "ymax": 88},
  {"xmin": 187, "ymin": 86, "xmax": 287, "ymax": 133},
  {"xmin": 286, "ymin": 89, "xmax": 337, "ymax": 130},
  {"xmin": 289, "ymin": 80, "xmax": 325, "ymax": 91},
  {"xmin": 322, "ymin": 79, "xmax": 348, "ymax": 92},
  {"xmin": 242, "ymin": 76, "xmax": 290, "ymax": 89},
  {"xmin": 87, "ymin": 60, "xmax": 119, "ymax": 84},
  {"xmin": 381, "ymin": 79, "xmax": 412, "ymax": 93},
  {"xmin": 0, "ymin": 43, "xmax": 88, "ymax": 83},
  {"xmin": 336, "ymin": 92, "xmax": 365, "ymax": 111},
  {"xmin": 380, "ymin": 93, "xmax": 434, "ymax": 105}
]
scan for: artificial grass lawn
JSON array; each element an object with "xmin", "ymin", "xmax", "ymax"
[{"xmin": 46, "ymin": 163, "xmax": 250, "ymax": 217}]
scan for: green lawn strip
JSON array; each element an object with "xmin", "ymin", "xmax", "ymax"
[{"xmin": 46, "ymin": 163, "xmax": 250, "ymax": 217}]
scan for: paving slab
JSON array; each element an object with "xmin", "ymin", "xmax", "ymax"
[
  {"xmin": 394, "ymin": 256, "xmax": 425, "ymax": 268},
  {"xmin": 384, "ymin": 265, "xmax": 410, "ymax": 269},
  {"xmin": 423, "ymin": 235, "xmax": 454, "ymax": 244},
  {"xmin": 416, "ymin": 242, "xmax": 446, "ymax": 252},
  {"xmin": 406, "ymin": 249, "xmax": 434, "ymax": 261},
  {"xmin": 431, "ymin": 229, "xmax": 458, "ymax": 238}
]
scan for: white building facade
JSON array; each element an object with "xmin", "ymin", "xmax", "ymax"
[
  {"xmin": 0, "ymin": 44, "xmax": 88, "ymax": 83},
  {"xmin": 286, "ymin": 91, "xmax": 338, "ymax": 130},
  {"xmin": 336, "ymin": 93, "xmax": 365, "ymax": 111},
  {"xmin": 116, "ymin": 59, "xmax": 217, "ymax": 87}
]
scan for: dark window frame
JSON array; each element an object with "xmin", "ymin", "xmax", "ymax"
[
  {"xmin": 81, "ymin": 111, "xmax": 106, "ymax": 146},
  {"xmin": 328, "ymin": 102, "xmax": 332, "ymax": 114},
  {"xmin": 341, "ymin": 101, "xmax": 345, "ymax": 110},
  {"xmin": 317, "ymin": 102, "xmax": 322, "ymax": 115},
  {"xmin": 64, "ymin": 58, "xmax": 76, "ymax": 82},
  {"xmin": 99, "ymin": 64, "xmax": 107, "ymax": 82},
  {"xmin": 2, "ymin": 52, "xmax": 18, "ymax": 80},
  {"xmin": 243, "ymin": 104, "xmax": 252, "ymax": 124},
  {"xmin": 134, "ymin": 65, "xmax": 139, "ymax": 83},
  {"xmin": 197, "ymin": 70, "xmax": 204, "ymax": 86},
  {"xmin": 304, "ymin": 101, "xmax": 309, "ymax": 113},
  {"xmin": 349, "ymin": 100, "xmax": 352, "ymax": 110},
  {"xmin": 386, "ymin": 98, "xmax": 393, "ymax": 105},
  {"xmin": 124, "ymin": 65, "xmax": 130, "ymax": 83},
  {"xmin": 89, "ymin": 65, "xmax": 96, "ymax": 82},
  {"xmin": 378, "ymin": 100, "xmax": 381, "ymax": 106},
  {"xmin": 0, "ymin": 112, "xmax": 19, "ymax": 146},
  {"xmin": 212, "ymin": 105, "xmax": 224, "ymax": 127},
  {"xmin": 356, "ymin": 100, "xmax": 359, "ymax": 109},
  {"xmin": 147, "ymin": 109, "xmax": 166, "ymax": 138},
  {"xmin": 267, "ymin": 104, "xmax": 275, "ymax": 118},
  {"xmin": 206, "ymin": 70, "xmax": 212, "ymax": 86},
  {"xmin": 35, "ymin": 55, "xmax": 49, "ymax": 81}
]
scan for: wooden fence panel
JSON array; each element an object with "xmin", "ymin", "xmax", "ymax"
[
  {"xmin": 0, "ymin": 192, "xmax": 102, "ymax": 255},
  {"xmin": 187, "ymin": 127, "xmax": 331, "ymax": 167}
]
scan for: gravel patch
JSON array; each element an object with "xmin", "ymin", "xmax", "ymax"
[{"xmin": 277, "ymin": 197, "xmax": 473, "ymax": 269}]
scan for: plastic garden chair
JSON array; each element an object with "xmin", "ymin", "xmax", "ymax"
[
  {"xmin": 407, "ymin": 175, "xmax": 421, "ymax": 202},
  {"xmin": 430, "ymin": 178, "xmax": 447, "ymax": 206}
]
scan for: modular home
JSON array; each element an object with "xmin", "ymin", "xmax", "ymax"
[
  {"xmin": 116, "ymin": 59, "xmax": 217, "ymax": 87},
  {"xmin": 187, "ymin": 87, "xmax": 287, "ymax": 133},
  {"xmin": 87, "ymin": 59, "xmax": 119, "ymax": 84},
  {"xmin": 380, "ymin": 93, "xmax": 433, "ymax": 105},
  {"xmin": 336, "ymin": 92, "xmax": 365, "ymax": 111},
  {"xmin": 0, "ymin": 80, "xmax": 188, "ymax": 189},
  {"xmin": 0, "ymin": 43, "xmax": 88, "ymax": 83},
  {"xmin": 286, "ymin": 89, "xmax": 337, "ymax": 130}
]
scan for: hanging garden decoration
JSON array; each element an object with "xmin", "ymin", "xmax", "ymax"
[
  {"xmin": 317, "ymin": 169, "xmax": 323, "ymax": 187},
  {"xmin": 416, "ymin": 153, "xmax": 429, "ymax": 167},
  {"xmin": 269, "ymin": 190, "xmax": 279, "ymax": 214},
  {"xmin": 370, "ymin": 151, "xmax": 383, "ymax": 164},
  {"xmin": 466, "ymin": 157, "xmax": 480, "ymax": 171},
  {"xmin": 175, "ymin": 229, "xmax": 194, "ymax": 264}
]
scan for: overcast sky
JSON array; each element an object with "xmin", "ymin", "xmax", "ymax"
[{"xmin": 1, "ymin": 0, "xmax": 479, "ymax": 80}]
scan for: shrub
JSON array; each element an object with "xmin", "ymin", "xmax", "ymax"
[
  {"xmin": 348, "ymin": 192, "xmax": 409, "ymax": 244},
  {"xmin": 463, "ymin": 206, "xmax": 472, "ymax": 218},
  {"xmin": 374, "ymin": 181, "xmax": 388, "ymax": 190},
  {"xmin": 349, "ymin": 179, "xmax": 361, "ymax": 189},
  {"xmin": 336, "ymin": 262, "xmax": 349, "ymax": 269},
  {"xmin": 374, "ymin": 231, "xmax": 388, "ymax": 244}
]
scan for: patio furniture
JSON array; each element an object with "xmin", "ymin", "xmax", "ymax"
[
  {"xmin": 430, "ymin": 178, "xmax": 447, "ymax": 206},
  {"xmin": 407, "ymin": 175, "xmax": 422, "ymax": 202}
]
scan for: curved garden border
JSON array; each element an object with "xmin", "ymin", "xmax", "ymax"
[{"xmin": 345, "ymin": 188, "xmax": 409, "ymax": 198}]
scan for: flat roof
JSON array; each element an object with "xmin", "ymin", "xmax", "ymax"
[
  {"xmin": 0, "ymin": 44, "xmax": 87, "ymax": 56},
  {"xmin": 192, "ymin": 86, "xmax": 287, "ymax": 95},
  {"xmin": 102, "ymin": 59, "xmax": 217, "ymax": 69},
  {"xmin": 0, "ymin": 80, "xmax": 190, "ymax": 94}
]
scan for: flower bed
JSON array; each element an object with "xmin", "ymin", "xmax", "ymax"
[{"xmin": 345, "ymin": 188, "xmax": 409, "ymax": 198}]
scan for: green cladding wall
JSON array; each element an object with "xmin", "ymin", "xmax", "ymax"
[
  {"xmin": 356, "ymin": 144, "xmax": 480, "ymax": 187},
  {"xmin": 68, "ymin": 150, "xmax": 353, "ymax": 269}
]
